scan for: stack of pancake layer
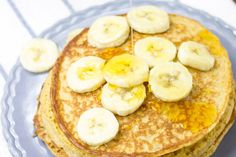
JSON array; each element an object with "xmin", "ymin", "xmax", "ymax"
[{"xmin": 34, "ymin": 14, "xmax": 236, "ymax": 157}]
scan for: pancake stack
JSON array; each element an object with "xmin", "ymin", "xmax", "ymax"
[{"xmin": 34, "ymin": 5, "xmax": 235, "ymax": 157}]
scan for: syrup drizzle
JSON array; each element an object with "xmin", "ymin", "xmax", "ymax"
[{"xmin": 129, "ymin": 0, "xmax": 134, "ymax": 54}]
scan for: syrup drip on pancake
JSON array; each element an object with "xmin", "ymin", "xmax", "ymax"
[
  {"xmin": 193, "ymin": 29, "xmax": 225, "ymax": 56},
  {"xmin": 157, "ymin": 101, "xmax": 217, "ymax": 133},
  {"xmin": 129, "ymin": 0, "xmax": 134, "ymax": 54}
]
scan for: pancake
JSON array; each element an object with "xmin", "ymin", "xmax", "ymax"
[
  {"xmin": 35, "ymin": 73, "xmax": 235, "ymax": 157},
  {"xmin": 201, "ymin": 120, "xmax": 234, "ymax": 157},
  {"xmin": 34, "ymin": 14, "xmax": 234, "ymax": 156}
]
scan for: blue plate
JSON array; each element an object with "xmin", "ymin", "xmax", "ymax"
[{"xmin": 1, "ymin": 0, "xmax": 236, "ymax": 156}]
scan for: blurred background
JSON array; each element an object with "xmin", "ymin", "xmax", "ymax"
[{"xmin": 0, "ymin": 0, "xmax": 235, "ymax": 156}]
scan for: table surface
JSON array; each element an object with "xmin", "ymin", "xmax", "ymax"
[{"xmin": 0, "ymin": 0, "xmax": 236, "ymax": 156}]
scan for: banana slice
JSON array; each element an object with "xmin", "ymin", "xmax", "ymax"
[
  {"xmin": 66, "ymin": 28, "xmax": 84, "ymax": 43},
  {"xmin": 77, "ymin": 107, "xmax": 119, "ymax": 146},
  {"xmin": 149, "ymin": 62, "xmax": 192, "ymax": 102},
  {"xmin": 127, "ymin": 5, "xmax": 169, "ymax": 34},
  {"xmin": 66, "ymin": 56, "xmax": 105, "ymax": 93},
  {"xmin": 20, "ymin": 38, "xmax": 58, "ymax": 73},
  {"xmin": 103, "ymin": 54, "xmax": 149, "ymax": 88},
  {"xmin": 178, "ymin": 41, "xmax": 215, "ymax": 71},
  {"xmin": 134, "ymin": 37, "xmax": 177, "ymax": 67},
  {"xmin": 101, "ymin": 83, "xmax": 146, "ymax": 116},
  {"xmin": 88, "ymin": 16, "xmax": 130, "ymax": 48}
]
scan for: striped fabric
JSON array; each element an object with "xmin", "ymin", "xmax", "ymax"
[{"xmin": 0, "ymin": 0, "xmax": 235, "ymax": 156}]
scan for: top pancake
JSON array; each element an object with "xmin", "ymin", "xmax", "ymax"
[{"xmin": 50, "ymin": 14, "xmax": 233, "ymax": 156}]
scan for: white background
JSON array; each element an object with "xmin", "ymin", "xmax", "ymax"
[{"xmin": 0, "ymin": 0, "xmax": 236, "ymax": 156}]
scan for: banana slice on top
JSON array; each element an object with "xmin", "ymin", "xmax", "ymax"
[
  {"xmin": 178, "ymin": 41, "xmax": 215, "ymax": 71},
  {"xmin": 127, "ymin": 5, "xmax": 170, "ymax": 34},
  {"xmin": 66, "ymin": 56, "xmax": 105, "ymax": 93},
  {"xmin": 88, "ymin": 16, "xmax": 130, "ymax": 48},
  {"xmin": 149, "ymin": 62, "xmax": 192, "ymax": 102},
  {"xmin": 77, "ymin": 107, "xmax": 119, "ymax": 146},
  {"xmin": 103, "ymin": 54, "xmax": 149, "ymax": 88},
  {"xmin": 20, "ymin": 38, "xmax": 58, "ymax": 73},
  {"xmin": 134, "ymin": 37, "xmax": 177, "ymax": 67},
  {"xmin": 66, "ymin": 28, "xmax": 84, "ymax": 43},
  {"xmin": 101, "ymin": 83, "xmax": 146, "ymax": 116}
]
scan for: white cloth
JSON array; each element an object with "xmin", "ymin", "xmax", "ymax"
[{"xmin": 0, "ymin": 0, "xmax": 235, "ymax": 156}]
